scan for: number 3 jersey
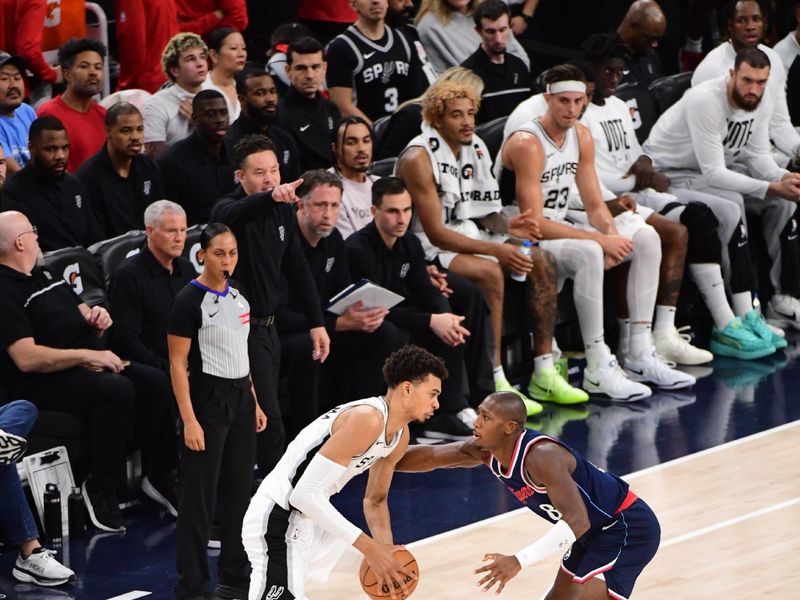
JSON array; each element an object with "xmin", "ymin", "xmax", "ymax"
[
  {"xmin": 326, "ymin": 25, "xmax": 427, "ymax": 122},
  {"xmin": 489, "ymin": 428, "xmax": 635, "ymax": 533},
  {"xmin": 255, "ymin": 397, "xmax": 403, "ymax": 510}
]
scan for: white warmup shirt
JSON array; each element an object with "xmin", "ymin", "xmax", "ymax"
[{"xmin": 643, "ymin": 76, "xmax": 787, "ymax": 199}]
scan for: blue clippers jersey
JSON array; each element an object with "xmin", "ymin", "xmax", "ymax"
[{"xmin": 489, "ymin": 429, "xmax": 631, "ymax": 533}]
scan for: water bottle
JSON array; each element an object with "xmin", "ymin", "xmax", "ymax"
[
  {"xmin": 68, "ymin": 487, "xmax": 86, "ymax": 538},
  {"xmin": 43, "ymin": 483, "xmax": 62, "ymax": 543},
  {"xmin": 511, "ymin": 240, "xmax": 534, "ymax": 282}
]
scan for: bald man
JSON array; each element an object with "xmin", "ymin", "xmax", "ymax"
[
  {"xmin": 617, "ymin": 0, "xmax": 667, "ymax": 88},
  {"xmin": 0, "ymin": 211, "xmax": 179, "ymax": 533}
]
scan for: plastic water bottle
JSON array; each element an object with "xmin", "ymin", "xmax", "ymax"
[
  {"xmin": 43, "ymin": 483, "xmax": 62, "ymax": 543},
  {"xmin": 511, "ymin": 240, "xmax": 534, "ymax": 282}
]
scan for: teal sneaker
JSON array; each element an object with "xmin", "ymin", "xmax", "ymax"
[
  {"xmin": 710, "ymin": 317, "xmax": 775, "ymax": 360},
  {"xmin": 528, "ymin": 367, "xmax": 589, "ymax": 404},
  {"xmin": 495, "ymin": 378, "xmax": 543, "ymax": 416},
  {"xmin": 743, "ymin": 310, "xmax": 788, "ymax": 350}
]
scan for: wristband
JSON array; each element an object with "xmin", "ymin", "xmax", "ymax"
[{"xmin": 514, "ymin": 519, "xmax": 576, "ymax": 568}]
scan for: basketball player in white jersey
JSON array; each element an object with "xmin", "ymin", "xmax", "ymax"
[
  {"xmin": 499, "ymin": 63, "xmax": 694, "ymax": 400},
  {"xmin": 644, "ymin": 47, "xmax": 800, "ymax": 332},
  {"xmin": 242, "ymin": 344, "xmax": 445, "ymax": 600}
]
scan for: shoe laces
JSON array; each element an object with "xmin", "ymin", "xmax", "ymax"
[
  {"xmin": 676, "ymin": 325, "xmax": 694, "ymax": 343},
  {"xmin": 26, "ymin": 548, "xmax": 56, "ymax": 564}
]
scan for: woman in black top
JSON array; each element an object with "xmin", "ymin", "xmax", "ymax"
[{"xmin": 168, "ymin": 223, "xmax": 267, "ymax": 600}]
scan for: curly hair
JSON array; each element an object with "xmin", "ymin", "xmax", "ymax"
[
  {"xmin": 58, "ymin": 38, "xmax": 107, "ymax": 70},
  {"xmin": 161, "ymin": 32, "xmax": 208, "ymax": 82},
  {"xmin": 382, "ymin": 345, "xmax": 448, "ymax": 388},
  {"xmin": 581, "ymin": 33, "xmax": 633, "ymax": 64},
  {"xmin": 421, "ymin": 80, "xmax": 481, "ymax": 125}
]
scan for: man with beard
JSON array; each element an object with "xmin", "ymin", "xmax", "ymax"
[
  {"xmin": 158, "ymin": 90, "xmax": 236, "ymax": 225},
  {"xmin": 326, "ymin": 0, "xmax": 428, "ymax": 123},
  {"xmin": 461, "ymin": 0, "xmax": 531, "ymax": 125},
  {"xmin": 645, "ymin": 48, "xmax": 800, "ymax": 331},
  {"xmin": 77, "ymin": 103, "xmax": 163, "ymax": 238},
  {"xmin": 0, "ymin": 53, "xmax": 36, "ymax": 173},
  {"xmin": 1, "ymin": 117, "xmax": 100, "ymax": 251},
  {"xmin": 37, "ymin": 39, "xmax": 107, "ymax": 172},
  {"xmin": 385, "ymin": 0, "xmax": 437, "ymax": 85},
  {"xmin": 224, "ymin": 68, "xmax": 299, "ymax": 182}
]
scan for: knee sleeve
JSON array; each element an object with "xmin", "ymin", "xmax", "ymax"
[
  {"xmin": 728, "ymin": 219, "xmax": 756, "ymax": 293},
  {"xmin": 680, "ymin": 202, "xmax": 722, "ymax": 264}
]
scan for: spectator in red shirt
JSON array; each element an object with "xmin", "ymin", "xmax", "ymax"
[
  {"xmin": 297, "ymin": 0, "xmax": 356, "ymax": 44},
  {"xmin": 175, "ymin": 0, "xmax": 248, "ymax": 37},
  {"xmin": 37, "ymin": 39, "xmax": 107, "ymax": 172},
  {"xmin": 0, "ymin": 0, "xmax": 61, "ymax": 85},
  {"xmin": 116, "ymin": 0, "xmax": 179, "ymax": 93}
]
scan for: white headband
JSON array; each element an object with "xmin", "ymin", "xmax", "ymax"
[{"xmin": 546, "ymin": 80, "xmax": 587, "ymax": 95}]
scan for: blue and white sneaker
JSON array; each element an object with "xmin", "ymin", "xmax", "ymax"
[
  {"xmin": 711, "ymin": 317, "xmax": 774, "ymax": 360},
  {"xmin": 744, "ymin": 310, "xmax": 787, "ymax": 350}
]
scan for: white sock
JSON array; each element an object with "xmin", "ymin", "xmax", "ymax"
[
  {"xmin": 534, "ymin": 354, "xmax": 554, "ymax": 376},
  {"xmin": 493, "ymin": 365, "xmax": 507, "ymax": 384},
  {"xmin": 617, "ymin": 318, "xmax": 630, "ymax": 345},
  {"xmin": 689, "ymin": 263, "xmax": 736, "ymax": 329},
  {"xmin": 629, "ymin": 322, "xmax": 652, "ymax": 357},
  {"xmin": 654, "ymin": 306, "xmax": 676, "ymax": 332},
  {"xmin": 684, "ymin": 36, "xmax": 702, "ymax": 52},
  {"xmin": 731, "ymin": 291, "xmax": 753, "ymax": 318}
]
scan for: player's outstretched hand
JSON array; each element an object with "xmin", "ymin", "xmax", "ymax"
[
  {"xmin": 364, "ymin": 544, "xmax": 416, "ymax": 599},
  {"xmin": 475, "ymin": 553, "xmax": 522, "ymax": 595}
]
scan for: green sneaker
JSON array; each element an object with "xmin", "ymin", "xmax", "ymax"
[
  {"xmin": 743, "ymin": 310, "xmax": 788, "ymax": 350},
  {"xmin": 534, "ymin": 405, "xmax": 590, "ymax": 437},
  {"xmin": 528, "ymin": 367, "xmax": 589, "ymax": 404},
  {"xmin": 495, "ymin": 378, "xmax": 543, "ymax": 416},
  {"xmin": 710, "ymin": 317, "xmax": 775, "ymax": 360}
]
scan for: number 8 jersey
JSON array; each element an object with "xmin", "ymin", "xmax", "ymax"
[{"xmin": 520, "ymin": 118, "xmax": 581, "ymax": 222}]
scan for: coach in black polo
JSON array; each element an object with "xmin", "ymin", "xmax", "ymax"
[
  {"xmin": 1, "ymin": 116, "xmax": 100, "ymax": 251},
  {"xmin": 77, "ymin": 102, "xmax": 163, "ymax": 238},
  {"xmin": 210, "ymin": 135, "xmax": 329, "ymax": 473},
  {"xmin": 158, "ymin": 90, "xmax": 237, "ymax": 226},
  {"xmin": 109, "ymin": 200, "xmax": 193, "ymax": 373}
]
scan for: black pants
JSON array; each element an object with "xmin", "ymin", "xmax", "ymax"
[
  {"xmin": 446, "ymin": 272, "xmax": 496, "ymax": 408},
  {"xmin": 248, "ymin": 324, "xmax": 283, "ymax": 474},
  {"xmin": 278, "ymin": 331, "xmax": 320, "ymax": 443},
  {"xmin": 13, "ymin": 362, "xmax": 173, "ymax": 490},
  {"xmin": 175, "ymin": 374, "xmax": 256, "ymax": 599}
]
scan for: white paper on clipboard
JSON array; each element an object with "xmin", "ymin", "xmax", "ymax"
[
  {"xmin": 327, "ymin": 279, "xmax": 404, "ymax": 315},
  {"xmin": 23, "ymin": 446, "xmax": 75, "ymax": 535}
]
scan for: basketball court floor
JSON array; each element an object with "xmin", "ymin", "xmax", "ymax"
[{"xmin": 1, "ymin": 338, "xmax": 799, "ymax": 599}]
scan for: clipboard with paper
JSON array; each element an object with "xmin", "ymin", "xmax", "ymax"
[{"xmin": 326, "ymin": 279, "xmax": 404, "ymax": 315}]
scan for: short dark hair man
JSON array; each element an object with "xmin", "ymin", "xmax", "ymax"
[
  {"xmin": 616, "ymin": 0, "xmax": 667, "ymax": 87},
  {"xmin": 0, "ymin": 53, "xmax": 36, "ymax": 173},
  {"xmin": 279, "ymin": 37, "xmax": 341, "ymax": 171},
  {"xmin": 224, "ymin": 68, "xmax": 300, "ymax": 182},
  {"xmin": 158, "ymin": 89, "xmax": 236, "ymax": 225},
  {"xmin": 37, "ymin": 38, "xmax": 108, "ymax": 172},
  {"xmin": 76, "ymin": 102, "xmax": 164, "ymax": 238},
  {"xmin": 1, "ymin": 117, "xmax": 101, "ymax": 251},
  {"xmin": 461, "ymin": 0, "xmax": 531, "ymax": 125},
  {"xmin": 210, "ymin": 134, "xmax": 330, "ymax": 474}
]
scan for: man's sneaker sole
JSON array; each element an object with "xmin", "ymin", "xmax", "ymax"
[
  {"xmin": 583, "ymin": 381, "xmax": 651, "ymax": 402},
  {"xmin": 82, "ymin": 481, "xmax": 126, "ymax": 533},
  {"xmin": 623, "ymin": 368, "xmax": 695, "ymax": 390},
  {"xmin": 710, "ymin": 339, "xmax": 775, "ymax": 360},
  {"xmin": 12, "ymin": 566, "xmax": 75, "ymax": 587},
  {"xmin": 766, "ymin": 310, "xmax": 800, "ymax": 331},
  {"xmin": 141, "ymin": 476, "xmax": 178, "ymax": 518},
  {"xmin": 0, "ymin": 430, "xmax": 27, "ymax": 465},
  {"xmin": 527, "ymin": 384, "xmax": 588, "ymax": 405}
]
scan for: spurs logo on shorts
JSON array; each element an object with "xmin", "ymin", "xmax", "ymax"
[{"xmin": 265, "ymin": 585, "xmax": 285, "ymax": 599}]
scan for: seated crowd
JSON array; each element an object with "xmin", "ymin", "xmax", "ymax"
[{"xmin": 2, "ymin": 0, "xmax": 800, "ymax": 595}]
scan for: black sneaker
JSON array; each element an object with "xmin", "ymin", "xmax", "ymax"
[
  {"xmin": 0, "ymin": 428, "xmax": 27, "ymax": 465},
  {"xmin": 142, "ymin": 475, "xmax": 178, "ymax": 518},
  {"xmin": 422, "ymin": 413, "xmax": 474, "ymax": 440},
  {"xmin": 82, "ymin": 479, "xmax": 126, "ymax": 533}
]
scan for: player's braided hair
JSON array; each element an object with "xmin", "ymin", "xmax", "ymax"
[
  {"xmin": 383, "ymin": 345, "xmax": 448, "ymax": 388},
  {"xmin": 581, "ymin": 33, "xmax": 633, "ymax": 64}
]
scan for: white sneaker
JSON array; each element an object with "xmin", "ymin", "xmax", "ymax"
[
  {"xmin": 767, "ymin": 294, "xmax": 800, "ymax": 330},
  {"xmin": 623, "ymin": 346, "xmax": 696, "ymax": 390},
  {"xmin": 13, "ymin": 548, "xmax": 75, "ymax": 587},
  {"xmin": 583, "ymin": 345, "xmax": 652, "ymax": 402},
  {"xmin": 653, "ymin": 326, "xmax": 713, "ymax": 365},
  {"xmin": 457, "ymin": 407, "xmax": 477, "ymax": 429}
]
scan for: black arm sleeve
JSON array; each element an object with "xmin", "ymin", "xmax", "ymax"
[{"xmin": 210, "ymin": 190, "xmax": 274, "ymax": 224}]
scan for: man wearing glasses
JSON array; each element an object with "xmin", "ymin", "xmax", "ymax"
[{"xmin": 616, "ymin": 0, "xmax": 666, "ymax": 88}]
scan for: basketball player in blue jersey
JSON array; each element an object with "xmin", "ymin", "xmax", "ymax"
[
  {"xmin": 243, "ymin": 345, "xmax": 446, "ymax": 600},
  {"xmin": 396, "ymin": 391, "xmax": 661, "ymax": 599}
]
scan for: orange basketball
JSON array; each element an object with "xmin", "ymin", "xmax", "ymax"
[{"xmin": 359, "ymin": 548, "xmax": 420, "ymax": 599}]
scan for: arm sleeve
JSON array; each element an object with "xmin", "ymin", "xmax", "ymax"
[
  {"xmin": 507, "ymin": 31, "xmax": 531, "ymax": 69},
  {"xmin": 109, "ymin": 273, "xmax": 169, "ymax": 371},
  {"xmin": 325, "ymin": 240, "xmax": 353, "ymax": 332},
  {"xmin": 417, "ymin": 16, "xmax": 458, "ymax": 74},
  {"xmin": 686, "ymin": 93, "xmax": 771, "ymax": 198},
  {"xmin": 143, "ymin": 99, "xmax": 169, "ymax": 144},
  {"xmin": 767, "ymin": 60, "xmax": 800, "ymax": 156},
  {"xmin": 325, "ymin": 38, "xmax": 358, "ymax": 89},
  {"xmin": 15, "ymin": 1, "xmax": 59, "ymax": 83},
  {"xmin": 115, "ymin": 0, "xmax": 146, "ymax": 90},
  {"xmin": 167, "ymin": 290, "xmax": 200, "ymax": 338},
  {"xmin": 210, "ymin": 190, "xmax": 272, "ymax": 224}
]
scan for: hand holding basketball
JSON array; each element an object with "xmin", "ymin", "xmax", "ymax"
[
  {"xmin": 475, "ymin": 553, "xmax": 521, "ymax": 594},
  {"xmin": 360, "ymin": 546, "xmax": 419, "ymax": 599}
]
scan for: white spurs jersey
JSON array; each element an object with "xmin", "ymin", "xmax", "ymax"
[
  {"xmin": 522, "ymin": 118, "xmax": 580, "ymax": 222},
  {"xmin": 257, "ymin": 397, "xmax": 403, "ymax": 510}
]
